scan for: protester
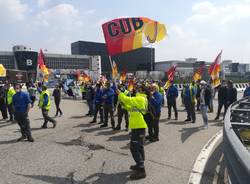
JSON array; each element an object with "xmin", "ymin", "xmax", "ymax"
[
  {"xmin": 27, "ymin": 82, "xmax": 37, "ymax": 107},
  {"xmin": 0, "ymin": 86, "xmax": 8, "ymax": 120},
  {"xmin": 85, "ymin": 82, "xmax": 95, "ymax": 116},
  {"xmin": 166, "ymin": 81, "xmax": 178, "ymax": 120},
  {"xmin": 117, "ymin": 84, "xmax": 147, "ymax": 180},
  {"xmin": 149, "ymin": 83, "xmax": 162, "ymax": 141},
  {"xmin": 80, "ymin": 82, "xmax": 86, "ymax": 100},
  {"xmin": 5, "ymin": 83, "xmax": 16, "ymax": 122},
  {"xmin": 196, "ymin": 80, "xmax": 201, "ymax": 111},
  {"xmin": 39, "ymin": 85, "xmax": 57, "ymax": 128},
  {"xmin": 215, "ymin": 80, "xmax": 228, "ymax": 120},
  {"xmin": 243, "ymin": 82, "xmax": 250, "ymax": 97},
  {"xmin": 90, "ymin": 83, "xmax": 104, "ymax": 124},
  {"xmin": 12, "ymin": 84, "xmax": 34, "ymax": 142},
  {"xmin": 115, "ymin": 83, "xmax": 129, "ymax": 131},
  {"xmin": 101, "ymin": 82, "xmax": 115, "ymax": 128},
  {"xmin": 52, "ymin": 84, "xmax": 63, "ymax": 117},
  {"xmin": 183, "ymin": 83, "xmax": 196, "ymax": 123},
  {"xmin": 199, "ymin": 81, "xmax": 211, "ymax": 128},
  {"xmin": 226, "ymin": 80, "xmax": 237, "ymax": 111}
]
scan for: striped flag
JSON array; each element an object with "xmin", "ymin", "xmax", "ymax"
[
  {"xmin": 193, "ymin": 64, "xmax": 205, "ymax": 82},
  {"xmin": 37, "ymin": 49, "xmax": 49, "ymax": 82},
  {"xmin": 209, "ymin": 50, "xmax": 222, "ymax": 87},
  {"xmin": 164, "ymin": 64, "xmax": 177, "ymax": 89}
]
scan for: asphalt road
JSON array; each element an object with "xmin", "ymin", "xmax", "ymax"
[{"xmin": 0, "ymin": 96, "xmax": 224, "ymax": 184}]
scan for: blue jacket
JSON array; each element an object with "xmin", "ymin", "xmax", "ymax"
[
  {"xmin": 95, "ymin": 88, "xmax": 103, "ymax": 104},
  {"xmin": 183, "ymin": 85, "xmax": 196, "ymax": 103},
  {"xmin": 102, "ymin": 88, "xmax": 114, "ymax": 105},
  {"xmin": 150, "ymin": 91, "xmax": 162, "ymax": 114},
  {"xmin": 13, "ymin": 91, "xmax": 31, "ymax": 113},
  {"xmin": 244, "ymin": 87, "xmax": 250, "ymax": 97},
  {"xmin": 166, "ymin": 85, "xmax": 178, "ymax": 100}
]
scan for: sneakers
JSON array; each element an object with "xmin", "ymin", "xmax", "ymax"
[
  {"xmin": 114, "ymin": 126, "xmax": 121, "ymax": 130},
  {"xmin": 27, "ymin": 137, "xmax": 34, "ymax": 142},
  {"xmin": 130, "ymin": 168, "xmax": 146, "ymax": 180},
  {"xmin": 17, "ymin": 136, "xmax": 26, "ymax": 142},
  {"xmin": 100, "ymin": 124, "xmax": 108, "ymax": 128},
  {"xmin": 89, "ymin": 120, "xmax": 97, "ymax": 124},
  {"xmin": 130, "ymin": 165, "xmax": 140, "ymax": 171}
]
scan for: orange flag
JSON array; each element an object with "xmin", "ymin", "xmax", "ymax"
[
  {"xmin": 209, "ymin": 50, "xmax": 222, "ymax": 87},
  {"xmin": 193, "ymin": 64, "xmax": 205, "ymax": 82},
  {"xmin": 120, "ymin": 69, "xmax": 127, "ymax": 82},
  {"xmin": 128, "ymin": 79, "xmax": 134, "ymax": 91}
]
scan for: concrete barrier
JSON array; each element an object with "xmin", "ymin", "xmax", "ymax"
[{"xmin": 223, "ymin": 97, "xmax": 250, "ymax": 184}]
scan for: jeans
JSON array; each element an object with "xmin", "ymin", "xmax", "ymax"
[
  {"xmin": 184, "ymin": 102, "xmax": 196, "ymax": 121},
  {"xmin": 117, "ymin": 105, "xmax": 129, "ymax": 128},
  {"xmin": 200, "ymin": 104, "xmax": 208, "ymax": 126},
  {"xmin": 167, "ymin": 99, "xmax": 178, "ymax": 119},
  {"xmin": 54, "ymin": 99, "xmax": 62, "ymax": 116},
  {"xmin": 103, "ymin": 104, "xmax": 115, "ymax": 127},
  {"xmin": 14, "ymin": 112, "xmax": 32, "ymax": 139},
  {"xmin": 93, "ymin": 103, "xmax": 104, "ymax": 122},
  {"xmin": 130, "ymin": 129, "xmax": 145, "ymax": 168},
  {"xmin": 42, "ymin": 109, "xmax": 56, "ymax": 126},
  {"xmin": 87, "ymin": 99, "xmax": 94, "ymax": 115},
  {"xmin": 7, "ymin": 104, "xmax": 14, "ymax": 120}
]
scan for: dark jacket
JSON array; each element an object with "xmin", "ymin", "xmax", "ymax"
[
  {"xmin": 244, "ymin": 87, "xmax": 250, "ymax": 97},
  {"xmin": 102, "ymin": 88, "xmax": 114, "ymax": 105},
  {"xmin": 227, "ymin": 87, "xmax": 237, "ymax": 105},
  {"xmin": 218, "ymin": 85, "xmax": 227, "ymax": 103},
  {"xmin": 150, "ymin": 91, "xmax": 162, "ymax": 114},
  {"xmin": 85, "ymin": 86, "xmax": 94, "ymax": 101},
  {"xmin": 166, "ymin": 85, "xmax": 178, "ymax": 101},
  {"xmin": 94, "ymin": 88, "xmax": 103, "ymax": 104}
]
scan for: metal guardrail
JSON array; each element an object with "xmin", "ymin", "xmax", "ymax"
[{"xmin": 224, "ymin": 97, "xmax": 250, "ymax": 184}]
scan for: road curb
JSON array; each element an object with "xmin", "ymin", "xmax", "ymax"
[{"xmin": 188, "ymin": 129, "xmax": 223, "ymax": 184}]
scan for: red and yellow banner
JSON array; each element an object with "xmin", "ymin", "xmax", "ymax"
[
  {"xmin": 209, "ymin": 50, "xmax": 222, "ymax": 87},
  {"xmin": 102, "ymin": 17, "xmax": 167, "ymax": 56},
  {"xmin": 164, "ymin": 64, "xmax": 177, "ymax": 89},
  {"xmin": 193, "ymin": 64, "xmax": 205, "ymax": 82}
]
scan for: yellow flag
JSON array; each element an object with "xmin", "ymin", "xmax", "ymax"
[{"xmin": 0, "ymin": 64, "xmax": 6, "ymax": 77}]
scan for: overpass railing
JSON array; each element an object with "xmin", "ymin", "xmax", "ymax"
[{"xmin": 224, "ymin": 97, "xmax": 250, "ymax": 184}]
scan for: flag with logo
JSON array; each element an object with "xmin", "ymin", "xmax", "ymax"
[
  {"xmin": 193, "ymin": 64, "xmax": 205, "ymax": 82},
  {"xmin": 102, "ymin": 17, "xmax": 167, "ymax": 56},
  {"xmin": 164, "ymin": 65, "xmax": 177, "ymax": 89},
  {"xmin": 209, "ymin": 50, "xmax": 222, "ymax": 87}
]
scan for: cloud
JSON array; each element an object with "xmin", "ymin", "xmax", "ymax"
[
  {"xmin": 35, "ymin": 3, "xmax": 82, "ymax": 30},
  {"xmin": 187, "ymin": 1, "xmax": 250, "ymax": 24},
  {"xmin": 84, "ymin": 9, "xmax": 96, "ymax": 15},
  {"xmin": 0, "ymin": 0, "xmax": 27, "ymax": 22},
  {"xmin": 37, "ymin": 0, "xmax": 50, "ymax": 7}
]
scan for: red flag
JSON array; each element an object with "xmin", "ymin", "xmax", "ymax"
[
  {"xmin": 209, "ymin": 50, "xmax": 222, "ymax": 87},
  {"xmin": 167, "ymin": 64, "xmax": 177, "ymax": 81},
  {"xmin": 38, "ymin": 49, "xmax": 49, "ymax": 75}
]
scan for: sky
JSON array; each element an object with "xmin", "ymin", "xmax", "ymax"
[{"xmin": 1, "ymin": 0, "xmax": 250, "ymax": 63}]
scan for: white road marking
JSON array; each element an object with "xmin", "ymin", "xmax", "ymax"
[{"xmin": 188, "ymin": 129, "xmax": 223, "ymax": 184}]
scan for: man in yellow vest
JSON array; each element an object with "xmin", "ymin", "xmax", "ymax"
[
  {"xmin": 39, "ymin": 85, "xmax": 57, "ymax": 128},
  {"xmin": 117, "ymin": 84, "xmax": 148, "ymax": 180},
  {"xmin": 5, "ymin": 83, "xmax": 16, "ymax": 122}
]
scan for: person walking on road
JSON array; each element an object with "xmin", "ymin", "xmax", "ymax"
[
  {"xmin": 100, "ymin": 82, "xmax": 115, "ymax": 129},
  {"xmin": 5, "ymin": 83, "xmax": 16, "ymax": 122},
  {"xmin": 39, "ymin": 85, "xmax": 57, "ymax": 128},
  {"xmin": 12, "ymin": 84, "xmax": 34, "ymax": 142},
  {"xmin": 52, "ymin": 84, "xmax": 63, "ymax": 117},
  {"xmin": 166, "ymin": 81, "xmax": 178, "ymax": 120},
  {"xmin": 214, "ymin": 80, "xmax": 228, "ymax": 120},
  {"xmin": 117, "ymin": 85, "xmax": 148, "ymax": 180},
  {"xmin": 199, "ymin": 81, "xmax": 211, "ymax": 128}
]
